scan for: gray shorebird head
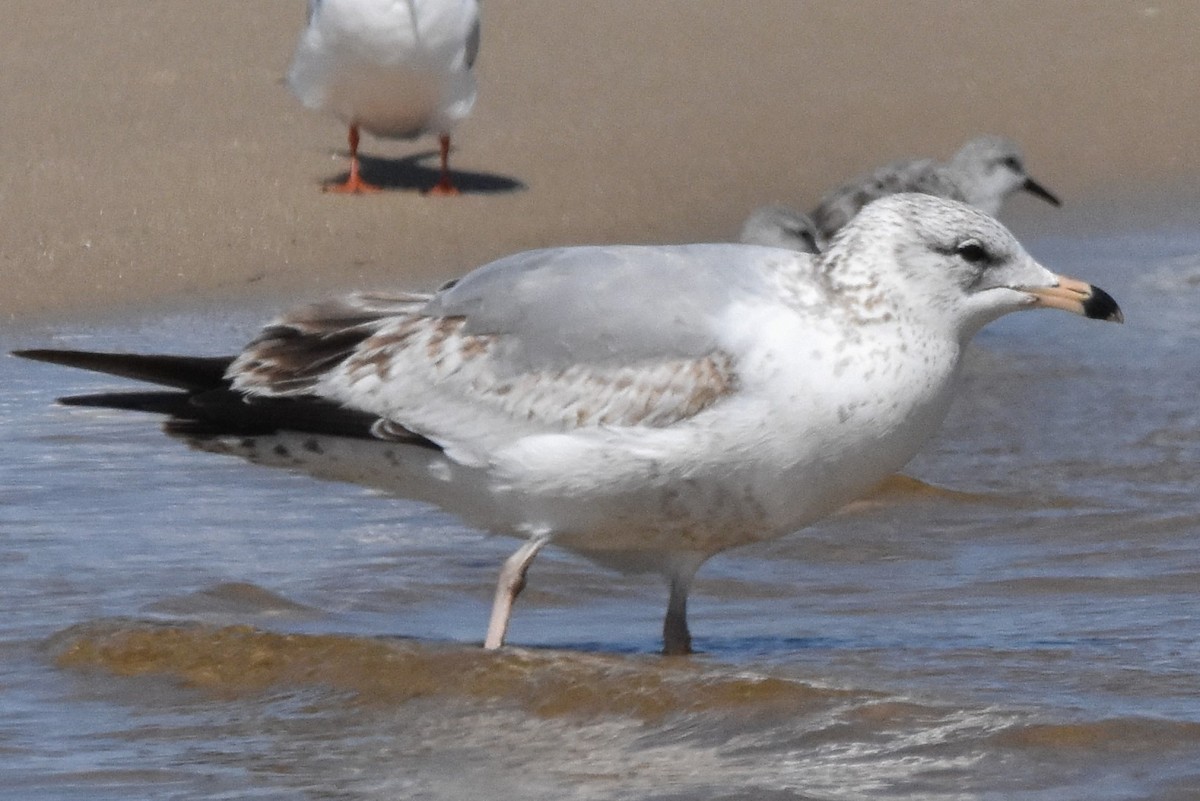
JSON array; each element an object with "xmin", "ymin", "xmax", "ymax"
[
  {"xmin": 739, "ymin": 205, "xmax": 825, "ymax": 253},
  {"xmin": 948, "ymin": 135, "xmax": 1062, "ymax": 215}
]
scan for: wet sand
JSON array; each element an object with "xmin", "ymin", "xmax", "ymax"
[
  {"xmin": 2, "ymin": 1, "xmax": 1198, "ymax": 323},
  {"xmin": 49, "ymin": 619, "xmax": 850, "ymax": 721}
]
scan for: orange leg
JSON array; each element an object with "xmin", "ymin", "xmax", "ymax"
[
  {"xmin": 425, "ymin": 133, "xmax": 461, "ymax": 196},
  {"xmin": 324, "ymin": 125, "xmax": 383, "ymax": 194}
]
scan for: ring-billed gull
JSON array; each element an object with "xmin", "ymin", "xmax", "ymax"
[
  {"xmin": 811, "ymin": 135, "xmax": 1061, "ymax": 241},
  {"xmin": 15, "ymin": 195, "xmax": 1121, "ymax": 655},
  {"xmin": 288, "ymin": 0, "xmax": 481, "ymax": 194},
  {"xmin": 738, "ymin": 204, "xmax": 824, "ymax": 253}
]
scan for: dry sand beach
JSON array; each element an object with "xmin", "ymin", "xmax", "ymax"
[{"xmin": 2, "ymin": 1, "xmax": 1198, "ymax": 323}]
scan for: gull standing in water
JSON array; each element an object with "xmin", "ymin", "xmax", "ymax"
[
  {"xmin": 288, "ymin": 0, "xmax": 481, "ymax": 194},
  {"xmin": 811, "ymin": 135, "xmax": 1062, "ymax": 241},
  {"xmin": 15, "ymin": 195, "xmax": 1121, "ymax": 655}
]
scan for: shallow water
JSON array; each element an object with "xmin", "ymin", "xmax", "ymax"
[{"xmin": 3, "ymin": 218, "xmax": 1200, "ymax": 799}]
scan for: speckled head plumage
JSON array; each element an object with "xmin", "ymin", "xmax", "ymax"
[{"xmin": 818, "ymin": 194, "xmax": 1120, "ymax": 338}]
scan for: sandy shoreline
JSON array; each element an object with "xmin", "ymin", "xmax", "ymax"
[{"xmin": 2, "ymin": 1, "xmax": 1197, "ymax": 324}]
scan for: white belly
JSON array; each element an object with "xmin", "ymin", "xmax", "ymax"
[{"xmin": 288, "ymin": 0, "xmax": 477, "ymax": 137}]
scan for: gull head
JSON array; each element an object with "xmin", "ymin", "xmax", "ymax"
[
  {"xmin": 949, "ymin": 135, "xmax": 1061, "ymax": 213},
  {"xmin": 822, "ymin": 193, "xmax": 1121, "ymax": 341}
]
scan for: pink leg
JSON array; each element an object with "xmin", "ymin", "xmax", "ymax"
[
  {"xmin": 483, "ymin": 536, "xmax": 550, "ymax": 649},
  {"xmin": 662, "ymin": 571, "xmax": 694, "ymax": 656}
]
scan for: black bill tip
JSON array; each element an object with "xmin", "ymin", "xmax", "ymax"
[{"xmin": 1084, "ymin": 285, "xmax": 1124, "ymax": 323}]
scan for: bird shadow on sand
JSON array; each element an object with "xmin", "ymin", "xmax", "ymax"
[{"xmin": 325, "ymin": 149, "xmax": 526, "ymax": 195}]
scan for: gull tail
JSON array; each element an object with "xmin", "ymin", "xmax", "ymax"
[
  {"xmin": 12, "ymin": 348, "xmax": 436, "ymax": 447},
  {"xmin": 13, "ymin": 349, "xmax": 233, "ymax": 392},
  {"xmin": 13, "ymin": 348, "xmax": 252, "ymax": 431},
  {"xmin": 60, "ymin": 390, "xmax": 207, "ymax": 417}
]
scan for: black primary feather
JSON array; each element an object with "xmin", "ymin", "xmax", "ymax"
[{"xmin": 13, "ymin": 348, "xmax": 439, "ymax": 450}]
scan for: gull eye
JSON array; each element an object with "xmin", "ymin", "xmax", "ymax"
[
  {"xmin": 1001, "ymin": 155, "xmax": 1022, "ymax": 171},
  {"xmin": 956, "ymin": 239, "xmax": 989, "ymax": 264}
]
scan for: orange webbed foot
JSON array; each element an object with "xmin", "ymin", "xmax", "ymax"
[
  {"xmin": 424, "ymin": 178, "xmax": 461, "ymax": 197},
  {"xmin": 323, "ymin": 174, "xmax": 384, "ymax": 194}
]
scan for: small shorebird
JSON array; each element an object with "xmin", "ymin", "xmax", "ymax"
[
  {"xmin": 738, "ymin": 204, "xmax": 824, "ymax": 253},
  {"xmin": 811, "ymin": 135, "xmax": 1061, "ymax": 241}
]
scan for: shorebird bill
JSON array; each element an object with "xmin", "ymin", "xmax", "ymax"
[{"xmin": 1021, "ymin": 176, "xmax": 1061, "ymax": 207}]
